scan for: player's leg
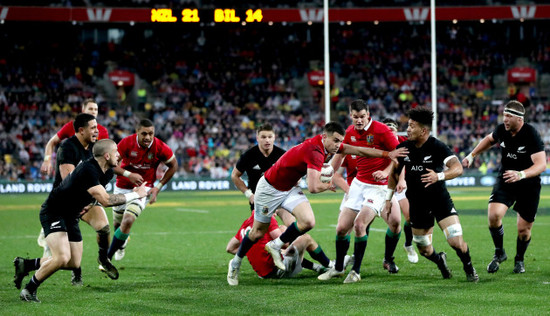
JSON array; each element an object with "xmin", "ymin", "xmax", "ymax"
[
  {"xmin": 20, "ymin": 231, "xmax": 71, "ymax": 302},
  {"xmin": 487, "ymin": 202, "xmax": 509, "ymax": 273},
  {"xmin": 380, "ymin": 196, "xmax": 402, "ymax": 273},
  {"xmin": 412, "ymin": 226, "xmax": 451, "ymax": 279},
  {"xmin": 81, "ymin": 205, "xmax": 110, "ymax": 263},
  {"xmin": 438, "ymin": 215, "xmax": 478, "ymax": 282},
  {"xmin": 107, "ymin": 206, "xmax": 138, "ymax": 260},
  {"xmin": 514, "ymin": 215, "xmax": 534, "ymax": 273},
  {"xmin": 228, "ymin": 219, "xmax": 270, "ymax": 285},
  {"xmin": 398, "ymin": 195, "xmax": 418, "ymax": 263},
  {"xmin": 293, "ymin": 233, "xmax": 331, "ymax": 272},
  {"xmin": 318, "ymin": 207, "xmax": 355, "ymax": 280}
]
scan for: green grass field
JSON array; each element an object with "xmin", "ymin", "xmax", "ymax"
[{"xmin": 1, "ymin": 187, "xmax": 550, "ymax": 315}]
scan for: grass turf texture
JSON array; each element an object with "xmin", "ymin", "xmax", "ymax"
[{"xmin": 1, "ymin": 187, "xmax": 549, "ymax": 314}]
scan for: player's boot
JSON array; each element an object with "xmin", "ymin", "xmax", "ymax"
[
  {"xmin": 98, "ymin": 258, "xmax": 119, "ymax": 280},
  {"xmin": 513, "ymin": 260, "xmax": 525, "ymax": 273},
  {"xmin": 20, "ymin": 288, "xmax": 40, "ymax": 303},
  {"xmin": 114, "ymin": 237, "xmax": 130, "ymax": 261},
  {"xmin": 71, "ymin": 270, "xmax": 83, "ymax": 286},
  {"xmin": 227, "ymin": 259, "xmax": 240, "ymax": 286},
  {"xmin": 404, "ymin": 245, "xmax": 419, "ymax": 263},
  {"xmin": 318, "ymin": 267, "xmax": 345, "ymax": 280},
  {"xmin": 487, "ymin": 251, "xmax": 507, "ymax": 273},
  {"xmin": 13, "ymin": 257, "xmax": 28, "ymax": 290},
  {"xmin": 383, "ymin": 256, "xmax": 400, "ymax": 274},
  {"xmin": 265, "ymin": 241, "xmax": 285, "ymax": 271},
  {"xmin": 343, "ymin": 270, "xmax": 361, "ymax": 284},
  {"xmin": 465, "ymin": 265, "xmax": 479, "ymax": 282},
  {"xmin": 436, "ymin": 252, "xmax": 452, "ymax": 279}
]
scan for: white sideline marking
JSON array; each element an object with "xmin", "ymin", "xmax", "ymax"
[{"xmin": 175, "ymin": 208, "xmax": 209, "ymax": 213}]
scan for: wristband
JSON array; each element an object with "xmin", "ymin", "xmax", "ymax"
[
  {"xmin": 385, "ymin": 189, "xmax": 394, "ymax": 201},
  {"xmin": 155, "ymin": 182, "xmax": 164, "ymax": 190},
  {"xmin": 465, "ymin": 153, "xmax": 475, "ymax": 167},
  {"xmin": 437, "ymin": 172, "xmax": 445, "ymax": 181},
  {"xmin": 382, "ymin": 151, "xmax": 389, "ymax": 158},
  {"xmin": 518, "ymin": 171, "xmax": 526, "ymax": 180},
  {"xmin": 44, "ymin": 155, "xmax": 51, "ymax": 162},
  {"xmin": 123, "ymin": 191, "xmax": 140, "ymax": 203},
  {"xmin": 122, "ymin": 170, "xmax": 131, "ymax": 178},
  {"xmin": 244, "ymin": 189, "xmax": 253, "ymax": 199}
]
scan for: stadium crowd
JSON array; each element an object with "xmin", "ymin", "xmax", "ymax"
[{"xmin": 1, "ymin": 21, "xmax": 550, "ymax": 181}]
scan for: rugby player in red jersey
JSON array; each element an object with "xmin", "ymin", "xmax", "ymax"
[{"xmin": 227, "ymin": 121, "xmax": 407, "ymax": 285}]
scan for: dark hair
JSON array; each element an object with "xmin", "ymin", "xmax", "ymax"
[
  {"xmin": 137, "ymin": 118, "xmax": 154, "ymax": 129},
  {"xmin": 256, "ymin": 122, "xmax": 274, "ymax": 134},
  {"xmin": 349, "ymin": 99, "xmax": 369, "ymax": 113},
  {"xmin": 407, "ymin": 107, "xmax": 433, "ymax": 128},
  {"xmin": 73, "ymin": 113, "xmax": 96, "ymax": 132},
  {"xmin": 324, "ymin": 121, "xmax": 345, "ymax": 136},
  {"xmin": 382, "ymin": 117, "xmax": 398, "ymax": 126}
]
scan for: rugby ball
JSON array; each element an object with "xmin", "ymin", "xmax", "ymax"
[{"xmin": 320, "ymin": 163, "xmax": 334, "ymax": 183}]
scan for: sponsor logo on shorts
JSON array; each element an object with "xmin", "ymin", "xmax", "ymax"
[
  {"xmin": 450, "ymin": 208, "xmax": 457, "ymax": 215},
  {"xmin": 50, "ymin": 221, "xmax": 61, "ymax": 229},
  {"xmin": 367, "ymin": 199, "xmax": 374, "ymax": 204},
  {"xmin": 262, "ymin": 206, "xmax": 269, "ymax": 215}
]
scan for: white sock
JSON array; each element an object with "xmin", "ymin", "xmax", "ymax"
[{"xmin": 232, "ymin": 255, "xmax": 242, "ymax": 268}]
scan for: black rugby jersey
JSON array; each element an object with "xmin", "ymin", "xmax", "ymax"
[
  {"xmin": 235, "ymin": 145, "xmax": 286, "ymax": 193},
  {"xmin": 54, "ymin": 136, "xmax": 92, "ymax": 188}
]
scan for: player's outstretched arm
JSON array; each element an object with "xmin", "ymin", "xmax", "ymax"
[
  {"xmin": 341, "ymin": 144, "xmax": 408, "ymax": 162},
  {"xmin": 422, "ymin": 157, "xmax": 463, "ymax": 187},
  {"xmin": 231, "ymin": 167, "xmax": 254, "ymax": 204},
  {"xmin": 40, "ymin": 134, "xmax": 62, "ymax": 176},
  {"xmin": 88, "ymin": 182, "xmax": 149, "ymax": 206},
  {"xmin": 462, "ymin": 133, "xmax": 495, "ymax": 168}
]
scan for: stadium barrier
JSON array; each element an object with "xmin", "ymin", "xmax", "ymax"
[{"xmin": 2, "ymin": 174, "xmax": 550, "ymax": 194}]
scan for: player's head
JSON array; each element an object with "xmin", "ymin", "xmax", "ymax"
[
  {"xmin": 81, "ymin": 99, "xmax": 98, "ymax": 118},
  {"xmin": 136, "ymin": 119, "xmax": 155, "ymax": 148},
  {"xmin": 503, "ymin": 100, "xmax": 525, "ymax": 132},
  {"xmin": 406, "ymin": 107, "xmax": 433, "ymax": 142},
  {"xmin": 322, "ymin": 121, "xmax": 345, "ymax": 154},
  {"xmin": 256, "ymin": 123, "xmax": 275, "ymax": 153},
  {"xmin": 382, "ymin": 117, "xmax": 399, "ymax": 138},
  {"xmin": 73, "ymin": 113, "xmax": 98, "ymax": 144},
  {"xmin": 349, "ymin": 99, "xmax": 370, "ymax": 131},
  {"xmin": 93, "ymin": 139, "xmax": 119, "ymax": 167}
]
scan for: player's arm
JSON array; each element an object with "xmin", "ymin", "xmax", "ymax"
[
  {"xmin": 149, "ymin": 155, "xmax": 178, "ymax": 204},
  {"xmin": 422, "ymin": 156, "xmax": 463, "ymax": 188},
  {"xmin": 332, "ymin": 166, "xmax": 349, "ymax": 194},
  {"xmin": 384, "ymin": 162, "xmax": 401, "ymax": 216},
  {"xmin": 231, "ymin": 167, "xmax": 254, "ymax": 204},
  {"xmin": 396, "ymin": 167, "xmax": 407, "ymax": 193},
  {"xmin": 58, "ymin": 163, "xmax": 76, "ymax": 180},
  {"xmin": 113, "ymin": 165, "xmax": 144, "ymax": 186},
  {"xmin": 306, "ymin": 167, "xmax": 334, "ymax": 194},
  {"xmin": 503, "ymin": 151, "xmax": 547, "ymax": 183},
  {"xmin": 88, "ymin": 182, "xmax": 149, "ymax": 207},
  {"xmin": 341, "ymin": 144, "xmax": 408, "ymax": 161},
  {"xmin": 462, "ymin": 133, "xmax": 496, "ymax": 168},
  {"xmin": 40, "ymin": 134, "xmax": 62, "ymax": 175}
]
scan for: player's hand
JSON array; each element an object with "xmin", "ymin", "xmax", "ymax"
[
  {"xmin": 40, "ymin": 161, "xmax": 53, "ymax": 176},
  {"xmin": 503, "ymin": 170, "xmax": 524, "ymax": 183},
  {"xmin": 388, "ymin": 147, "xmax": 408, "ymax": 163},
  {"xmin": 248, "ymin": 194, "xmax": 255, "ymax": 205},
  {"xmin": 134, "ymin": 182, "xmax": 148, "ymax": 198},
  {"xmin": 128, "ymin": 172, "xmax": 144, "ymax": 186},
  {"xmin": 462, "ymin": 153, "xmax": 475, "ymax": 168},
  {"xmin": 149, "ymin": 187, "xmax": 160, "ymax": 204},
  {"xmin": 80, "ymin": 204, "xmax": 93, "ymax": 216},
  {"xmin": 372, "ymin": 170, "xmax": 388, "ymax": 182},
  {"xmin": 421, "ymin": 168, "xmax": 438, "ymax": 187},
  {"xmin": 396, "ymin": 180, "xmax": 407, "ymax": 193}
]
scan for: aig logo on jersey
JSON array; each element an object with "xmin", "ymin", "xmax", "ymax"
[
  {"xmin": 411, "ymin": 165, "xmax": 423, "ymax": 171},
  {"xmin": 507, "ymin": 153, "xmax": 518, "ymax": 159}
]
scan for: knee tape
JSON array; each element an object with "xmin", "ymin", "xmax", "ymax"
[
  {"xmin": 96, "ymin": 224, "xmax": 110, "ymax": 235},
  {"xmin": 443, "ymin": 223, "xmax": 463, "ymax": 239},
  {"xmin": 413, "ymin": 234, "xmax": 432, "ymax": 247},
  {"xmin": 113, "ymin": 210, "xmax": 124, "ymax": 223},
  {"xmin": 125, "ymin": 203, "xmax": 142, "ymax": 218}
]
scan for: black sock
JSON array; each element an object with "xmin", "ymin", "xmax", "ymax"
[
  {"xmin": 404, "ymin": 221, "xmax": 413, "ymax": 247},
  {"xmin": 335, "ymin": 235, "xmax": 350, "ymax": 271},
  {"xmin": 279, "ymin": 222, "xmax": 305, "ymax": 245},
  {"xmin": 454, "ymin": 246, "xmax": 474, "ymax": 272},
  {"xmin": 24, "ymin": 258, "xmax": 41, "ymax": 272},
  {"xmin": 73, "ymin": 267, "xmax": 82, "ymax": 277},
  {"xmin": 384, "ymin": 228, "xmax": 401, "ymax": 261},
  {"xmin": 236, "ymin": 233, "xmax": 257, "ymax": 259},
  {"xmin": 425, "ymin": 249, "xmax": 441, "ymax": 264},
  {"xmin": 352, "ymin": 235, "xmax": 368, "ymax": 273},
  {"xmin": 515, "ymin": 237, "xmax": 531, "ymax": 261},
  {"xmin": 301, "ymin": 258, "xmax": 314, "ymax": 270},
  {"xmin": 308, "ymin": 245, "xmax": 331, "ymax": 267},
  {"xmin": 25, "ymin": 275, "xmax": 42, "ymax": 293},
  {"xmin": 96, "ymin": 225, "xmax": 110, "ymax": 261},
  {"xmin": 489, "ymin": 225, "xmax": 504, "ymax": 251}
]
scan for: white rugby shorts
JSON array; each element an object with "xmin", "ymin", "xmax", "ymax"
[
  {"xmin": 343, "ymin": 178, "xmax": 388, "ymax": 216},
  {"xmin": 254, "ymin": 176, "xmax": 309, "ymax": 223}
]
